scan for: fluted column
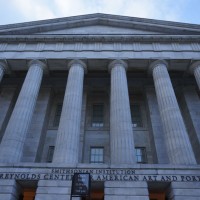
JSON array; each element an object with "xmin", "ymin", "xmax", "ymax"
[
  {"xmin": 53, "ymin": 60, "xmax": 86, "ymax": 165},
  {"xmin": 0, "ymin": 61, "xmax": 7, "ymax": 83},
  {"xmin": 109, "ymin": 60, "xmax": 136, "ymax": 165},
  {"xmin": 0, "ymin": 60, "xmax": 46, "ymax": 163},
  {"xmin": 190, "ymin": 61, "xmax": 200, "ymax": 90},
  {"xmin": 150, "ymin": 60, "xmax": 196, "ymax": 164}
]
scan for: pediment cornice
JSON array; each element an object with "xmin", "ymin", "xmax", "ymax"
[{"xmin": 0, "ymin": 13, "xmax": 200, "ymax": 35}]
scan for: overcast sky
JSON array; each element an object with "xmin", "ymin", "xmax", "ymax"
[{"xmin": 0, "ymin": 0, "xmax": 200, "ymax": 25}]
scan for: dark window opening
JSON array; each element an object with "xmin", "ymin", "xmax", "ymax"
[
  {"xmin": 130, "ymin": 104, "xmax": 143, "ymax": 127},
  {"xmin": 53, "ymin": 104, "xmax": 62, "ymax": 127},
  {"xmin": 47, "ymin": 146, "xmax": 55, "ymax": 163},
  {"xmin": 92, "ymin": 104, "xmax": 104, "ymax": 127}
]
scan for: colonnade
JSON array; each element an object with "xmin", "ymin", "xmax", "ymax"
[{"xmin": 0, "ymin": 59, "xmax": 199, "ymax": 165}]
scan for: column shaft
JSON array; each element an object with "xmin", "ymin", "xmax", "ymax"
[
  {"xmin": 110, "ymin": 60, "xmax": 135, "ymax": 165},
  {"xmin": 193, "ymin": 66, "xmax": 200, "ymax": 90},
  {"xmin": 0, "ymin": 67, "xmax": 4, "ymax": 82},
  {"xmin": 0, "ymin": 60, "xmax": 44, "ymax": 163},
  {"xmin": 53, "ymin": 60, "xmax": 85, "ymax": 165},
  {"xmin": 151, "ymin": 61, "xmax": 196, "ymax": 164},
  {"xmin": 0, "ymin": 62, "xmax": 6, "ymax": 83},
  {"xmin": 190, "ymin": 61, "xmax": 200, "ymax": 90}
]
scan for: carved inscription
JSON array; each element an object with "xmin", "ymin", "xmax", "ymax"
[{"xmin": 0, "ymin": 168, "xmax": 200, "ymax": 182}]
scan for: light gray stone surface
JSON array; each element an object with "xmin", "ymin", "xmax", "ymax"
[
  {"xmin": 181, "ymin": 87, "xmax": 200, "ymax": 163},
  {"xmin": 22, "ymin": 88, "xmax": 52, "ymax": 162},
  {"xmin": 53, "ymin": 60, "xmax": 86, "ymax": 165},
  {"xmin": 169, "ymin": 182, "xmax": 200, "ymax": 200},
  {"xmin": 190, "ymin": 61, "xmax": 200, "ymax": 90},
  {"xmin": 150, "ymin": 60, "xmax": 196, "ymax": 165},
  {"xmin": 0, "ymin": 64, "xmax": 4, "ymax": 83},
  {"xmin": 0, "ymin": 180, "xmax": 21, "ymax": 200},
  {"xmin": 105, "ymin": 181, "xmax": 149, "ymax": 200},
  {"xmin": 145, "ymin": 87, "xmax": 169, "ymax": 164},
  {"xmin": 35, "ymin": 180, "xmax": 72, "ymax": 200},
  {"xmin": 40, "ymin": 92, "xmax": 64, "ymax": 163},
  {"xmin": 109, "ymin": 60, "xmax": 135, "ymax": 164},
  {"xmin": 0, "ymin": 13, "xmax": 200, "ymax": 199},
  {"xmin": 0, "ymin": 88, "xmax": 16, "ymax": 142},
  {"xmin": 0, "ymin": 60, "xmax": 45, "ymax": 163},
  {"xmin": 79, "ymin": 90, "xmax": 87, "ymax": 163}
]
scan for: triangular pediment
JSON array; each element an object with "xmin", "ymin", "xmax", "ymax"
[
  {"xmin": 0, "ymin": 13, "xmax": 200, "ymax": 35},
  {"xmin": 37, "ymin": 25, "xmax": 163, "ymax": 35}
]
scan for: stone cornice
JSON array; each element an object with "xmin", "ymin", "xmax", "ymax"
[
  {"xmin": 1, "ymin": 14, "xmax": 200, "ymax": 35},
  {"xmin": 0, "ymin": 34, "xmax": 200, "ymax": 43}
]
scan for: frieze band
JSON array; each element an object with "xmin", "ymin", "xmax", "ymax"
[{"xmin": 0, "ymin": 168, "xmax": 200, "ymax": 182}]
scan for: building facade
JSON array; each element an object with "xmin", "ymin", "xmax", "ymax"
[{"xmin": 0, "ymin": 13, "xmax": 200, "ymax": 200}]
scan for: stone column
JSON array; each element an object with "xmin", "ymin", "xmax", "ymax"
[
  {"xmin": 150, "ymin": 60, "xmax": 196, "ymax": 164},
  {"xmin": 53, "ymin": 60, "xmax": 86, "ymax": 165},
  {"xmin": 0, "ymin": 60, "xmax": 46, "ymax": 163},
  {"xmin": 109, "ymin": 60, "xmax": 136, "ymax": 165},
  {"xmin": 0, "ymin": 61, "xmax": 7, "ymax": 83},
  {"xmin": 190, "ymin": 61, "xmax": 200, "ymax": 90},
  {"xmin": 145, "ymin": 87, "xmax": 169, "ymax": 164}
]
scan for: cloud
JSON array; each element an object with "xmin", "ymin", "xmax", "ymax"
[
  {"xmin": 50, "ymin": 0, "xmax": 184, "ymax": 23},
  {"xmin": 52, "ymin": 0, "xmax": 94, "ymax": 17},
  {"xmin": 119, "ymin": 0, "xmax": 184, "ymax": 22},
  {"xmin": 12, "ymin": 0, "xmax": 56, "ymax": 21},
  {"xmin": 0, "ymin": 0, "xmax": 198, "ymax": 25}
]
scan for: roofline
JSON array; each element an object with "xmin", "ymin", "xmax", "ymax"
[{"xmin": 0, "ymin": 13, "xmax": 200, "ymax": 32}]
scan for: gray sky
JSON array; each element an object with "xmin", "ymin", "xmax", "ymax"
[{"xmin": 0, "ymin": 0, "xmax": 200, "ymax": 25}]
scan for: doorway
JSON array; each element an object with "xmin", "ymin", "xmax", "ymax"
[
  {"xmin": 17, "ymin": 181, "xmax": 37, "ymax": 200},
  {"xmin": 18, "ymin": 188, "xmax": 36, "ymax": 200},
  {"xmin": 82, "ymin": 181, "xmax": 104, "ymax": 200},
  {"xmin": 149, "ymin": 191, "xmax": 166, "ymax": 200},
  {"xmin": 148, "ymin": 182, "xmax": 170, "ymax": 200}
]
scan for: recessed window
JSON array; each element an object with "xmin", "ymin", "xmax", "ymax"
[
  {"xmin": 90, "ymin": 147, "xmax": 104, "ymax": 163},
  {"xmin": 53, "ymin": 104, "xmax": 62, "ymax": 127},
  {"xmin": 47, "ymin": 146, "xmax": 55, "ymax": 162},
  {"xmin": 130, "ymin": 104, "xmax": 143, "ymax": 127},
  {"xmin": 92, "ymin": 104, "xmax": 104, "ymax": 127},
  {"xmin": 135, "ymin": 147, "xmax": 147, "ymax": 163}
]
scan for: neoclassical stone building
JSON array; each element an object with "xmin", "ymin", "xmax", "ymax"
[{"xmin": 0, "ymin": 13, "xmax": 200, "ymax": 200}]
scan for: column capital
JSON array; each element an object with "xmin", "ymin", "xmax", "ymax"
[
  {"xmin": 108, "ymin": 59, "xmax": 128, "ymax": 72},
  {"xmin": 189, "ymin": 61, "xmax": 200, "ymax": 74},
  {"xmin": 68, "ymin": 59, "xmax": 87, "ymax": 73},
  {"xmin": 28, "ymin": 59, "xmax": 48, "ymax": 73},
  {"xmin": 149, "ymin": 59, "xmax": 168, "ymax": 74}
]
